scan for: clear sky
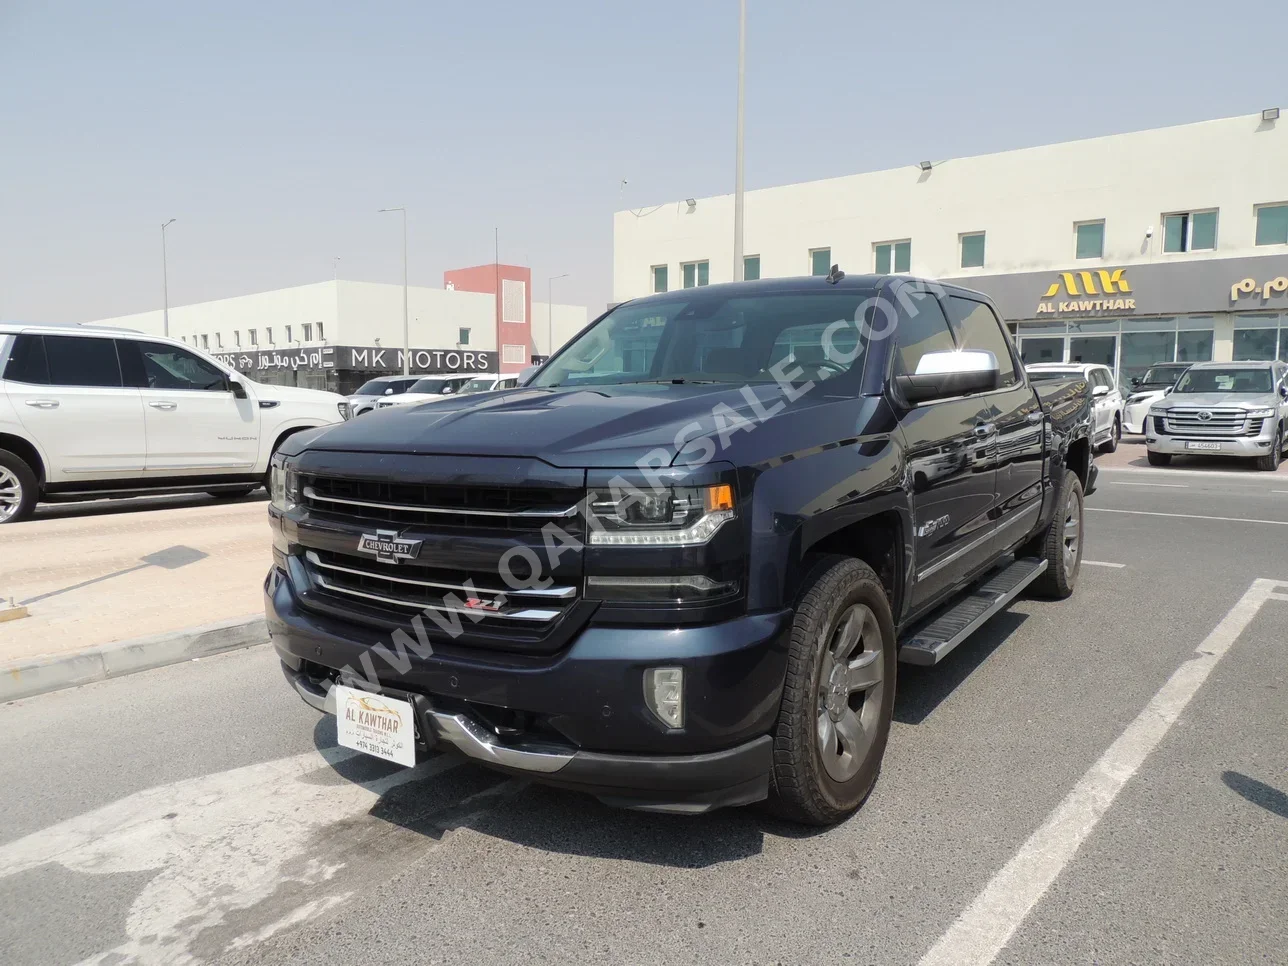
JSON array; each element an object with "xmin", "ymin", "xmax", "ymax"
[{"xmin": 1, "ymin": 0, "xmax": 1283, "ymax": 323}]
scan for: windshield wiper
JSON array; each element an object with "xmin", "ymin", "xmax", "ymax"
[{"xmin": 616, "ymin": 378, "xmax": 722, "ymax": 386}]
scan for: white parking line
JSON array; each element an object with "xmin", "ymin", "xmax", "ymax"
[
  {"xmin": 917, "ymin": 578, "xmax": 1286, "ymax": 966},
  {"xmin": 1082, "ymin": 560, "xmax": 1126, "ymax": 568},
  {"xmin": 1107, "ymin": 481, "xmax": 1188, "ymax": 488},
  {"xmin": 1087, "ymin": 507, "xmax": 1288, "ymax": 526}
]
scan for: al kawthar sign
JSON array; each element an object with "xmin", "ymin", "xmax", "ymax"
[
  {"xmin": 1035, "ymin": 269, "xmax": 1137, "ymax": 315},
  {"xmin": 213, "ymin": 345, "xmax": 499, "ymax": 374}
]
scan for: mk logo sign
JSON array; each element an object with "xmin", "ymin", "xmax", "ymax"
[{"xmin": 1042, "ymin": 270, "xmax": 1132, "ymax": 298}]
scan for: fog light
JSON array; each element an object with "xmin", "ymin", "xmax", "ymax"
[{"xmin": 644, "ymin": 667, "xmax": 684, "ymax": 729}]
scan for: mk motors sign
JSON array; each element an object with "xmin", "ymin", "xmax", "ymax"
[
  {"xmin": 214, "ymin": 346, "xmax": 498, "ymax": 374},
  {"xmin": 1035, "ymin": 269, "xmax": 1136, "ymax": 315}
]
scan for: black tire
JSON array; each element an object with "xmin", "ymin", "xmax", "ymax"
[
  {"xmin": 1100, "ymin": 416, "xmax": 1120, "ymax": 454},
  {"xmin": 1027, "ymin": 469, "xmax": 1084, "ymax": 599},
  {"xmin": 767, "ymin": 555, "xmax": 897, "ymax": 826},
  {"xmin": 0, "ymin": 448, "xmax": 39, "ymax": 524},
  {"xmin": 207, "ymin": 486, "xmax": 258, "ymax": 499},
  {"xmin": 1146, "ymin": 450, "xmax": 1171, "ymax": 467},
  {"xmin": 1254, "ymin": 425, "xmax": 1283, "ymax": 472}
]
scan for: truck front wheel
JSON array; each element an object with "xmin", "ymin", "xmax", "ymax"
[
  {"xmin": 767, "ymin": 555, "xmax": 897, "ymax": 826},
  {"xmin": 1026, "ymin": 468, "xmax": 1084, "ymax": 599}
]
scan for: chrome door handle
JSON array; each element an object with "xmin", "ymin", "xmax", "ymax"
[
  {"xmin": 1026, "ymin": 411, "xmax": 1043, "ymax": 423},
  {"xmin": 973, "ymin": 422, "xmax": 997, "ymax": 438},
  {"xmin": 148, "ymin": 401, "xmax": 178, "ymax": 411},
  {"xmin": 24, "ymin": 399, "xmax": 59, "ymax": 409}
]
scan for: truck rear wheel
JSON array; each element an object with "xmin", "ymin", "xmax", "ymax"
[
  {"xmin": 0, "ymin": 449, "xmax": 38, "ymax": 524},
  {"xmin": 767, "ymin": 555, "xmax": 896, "ymax": 826},
  {"xmin": 1027, "ymin": 468, "xmax": 1084, "ymax": 599}
]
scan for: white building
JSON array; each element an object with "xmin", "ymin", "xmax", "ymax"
[
  {"xmin": 89, "ymin": 267, "xmax": 588, "ymax": 393},
  {"xmin": 613, "ymin": 110, "xmax": 1288, "ymax": 385}
]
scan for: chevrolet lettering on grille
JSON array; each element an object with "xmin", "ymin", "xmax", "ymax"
[{"xmin": 355, "ymin": 530, "xmax": 423, "ymax": 565}]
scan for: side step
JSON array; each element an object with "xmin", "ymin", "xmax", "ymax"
[{"xmin": 897, "ymin": 557, "xmax": 1048, "ymax": 666}]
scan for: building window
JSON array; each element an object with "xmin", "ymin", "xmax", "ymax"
[
  {"xmin": 1075, "ymin": 220, "xmax": 1105, "ymax": 259},
  {"xmin": 215, "ymin": 333, "xmax": 222, "ymax": 348},
  {"xmin": 458, "ymin": 327, "xmax": 470, "ymax": 345},
  {"xmin": 302, "ymin": 323, "xmax": 313, "ymax": 342},
  {"xmin": 681, "ymin": 260, "xmax": 710, "ymax": 288},
  {"xmin": 874, "ymin": 240, "xmax": 911, "ymax": 274},
  {"xmin": 266, "ymin": 327, "xmax": 274, "ymax": 344},
  {"xmin": 200, "ymin": 334, "xmax": 209, "ymax": 350},
  {"xmin": 502, "ymin": 343, "xmax": 526, "ymax": 364},
  {"xmin": 959, "ymin": 232, "xmax": 985, "ymax": 269},
  {"xmin": 743, "ymin": 255, "xmax": 760, "ymax": 281},
  {"xmin": 1255, "ymin": 204, "xmax": 1288, "ymax": 246},
  {"xmin": 234, "ymin": 331, "xmax": 241, "ymax": 347},
  {"xmin": 1163, "ymin": 210, "xmax": 1217, "ymax": 252},
  {"xmin": 179, "ymin": 336, "xmax": 187, "ymax": 344},
  {"xmin": 284, "ymin": 325, "xmax": 291, "ymax": 343},
  {"xmin": 809, "ymin": 248, "xmax": 831, "ymax": 277},
  {"xmin": 248, "ymin": 329, "xmax": 258, "ymax": 346},
  {"xmin": 652, "ymin": 265, "xmax": 668, "ymax": 293},
  {"xmin": 316, "ymin": 322, "xmax": 324, "ymax": 341},
  {"xmin": 502, "ymin": 279, "xmax": 527, "ymax": 323}
]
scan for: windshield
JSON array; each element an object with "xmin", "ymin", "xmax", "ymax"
[
  {"xmin": 529, "ymin": 291, "xmax": 872, "ymax": 388},
  {"xmin": 354, "ymin": 378, "xmax": 395, "ymax": 395},
  {"xmin": 460, "ymin": 378, "xmax": 495, "ymax": 393},
  {"xmin": 1138, "ymin": 366, "xmax": 1187, "ymax": 387},
  {"xmin": 1174, "ymin": 367, "xmax": 1272, "ymax": 394},
  {"xmin": 1026, "ymin": 369, "xmax": 1083, "ymax": 383},
  {"xmin": 409, "ymin": 378, "xmax": 452, "ymax": 394}
]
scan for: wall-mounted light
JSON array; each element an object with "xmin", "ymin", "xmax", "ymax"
[
  {"xmin": 918, "ymin": 160, "xmax": 933, "ymax": 172},
  {"xmin": 685, "ymin": 198, "xmax": 697, "ymax": 210},
  {"xmin": 1263, "ymin": 107, "xmax": 1280, "ymax": 122}
]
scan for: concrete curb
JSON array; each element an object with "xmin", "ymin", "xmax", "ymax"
[{"xmin": 1, "ymin": 615, "xmax": 268, "ymax": 703}]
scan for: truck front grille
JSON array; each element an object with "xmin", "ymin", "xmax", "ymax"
[
  {"xmin": 1163, "ymin": 408, "xmax": 1251, "ymax": 436},
  {"xmin": 300, "ymin": 474, "xmax": 580, "ymax": 531}
]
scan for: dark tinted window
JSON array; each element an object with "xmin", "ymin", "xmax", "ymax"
[
  {"xmin": 947, "ymin": 296, "xmax": 1018, "ymax": 387},
  {"xmin": 127, "ymin": 341, "xmax": 229, "ymax": 391},
  {"xmin": 892, "ymin": 291, "xmax": 955, "ymax": 376},
  {"xmin": 4, "ymin": 335, "xmax": 50, "ymax": 384},
  {"xmin": 44, "ymin": 335, "xmax": 123, "ymax": 387}
]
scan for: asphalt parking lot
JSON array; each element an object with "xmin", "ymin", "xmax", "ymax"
[{"xmin": 0, "ymin": 463, "xmax": 1285, "ymax": 966}]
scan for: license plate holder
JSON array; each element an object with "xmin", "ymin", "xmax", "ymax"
[
  {"xmin": 334, "ymin": 684, "xmax": 418, "ymax": 767},
  {"xmin": 1185, "ymin": 441, "xmax": 1222, "ymax": 451}
]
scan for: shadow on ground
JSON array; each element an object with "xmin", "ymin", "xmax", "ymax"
[
  {"xmin": 1222, "ymin": 770, "xmax": 1288, "ymax": 819},
  {"xmin": 894, "ymin": 611, "xmax": 1027, "ymax": 725}
]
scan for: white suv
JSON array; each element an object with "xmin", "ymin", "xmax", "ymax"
[
  {"xmin": 0, "ymin": 322, "xmax": 348, "ymax": 523},
  {"xmin": 1025, "ymin": 362, "xmax": 1125, "ymax": 453}
]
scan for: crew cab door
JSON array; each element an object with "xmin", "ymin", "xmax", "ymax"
[
  {"xmin": 891, "ymin": 290, "xmax": 1001, "ymax": 612},
  {"xmin": 118, "ymin": 339, "xmax": 260, "ymax": 475},
  {"xmin": 946, "ymin": 296, "xmax": 1045, "ymax": 555},
  {"xmin": 3, "ymin": 333, "xmax": 147, "ymax": 481}
]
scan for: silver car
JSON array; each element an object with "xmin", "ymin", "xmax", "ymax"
[{"xmin": 1145, "ymin": 360, "xmax": 1288, "ymax": 470}]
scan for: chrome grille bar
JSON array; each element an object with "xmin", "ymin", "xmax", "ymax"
[
  {"xmin": 305, "ymin": 551, "xmax": 575, "ymax": 599},
  {"xmin": 311, "ymin": 574, "xmax": 560, "ymax": 621},
  {"xmin": 303, "ymin": 486, "xmax": 579, "ymax": 519}
]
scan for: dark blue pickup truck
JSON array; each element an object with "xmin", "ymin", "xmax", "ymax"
[{"xmin": 266, "ymin": 273, "xmax": 1095, "ymax": 825}]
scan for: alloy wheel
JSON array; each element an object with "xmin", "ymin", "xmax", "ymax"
[
  {"xmin": 1062, "ymin": 485, "xmax": 1082, "ymax": 579},
  {"xmin": 816, "ymin": 603, "xmax": 885, "ymax": 783},
  {"xmin": 0, "ymin": 467, "xmax": 23, "ymax": 523}
]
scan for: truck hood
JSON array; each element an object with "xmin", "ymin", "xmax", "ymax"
[
  {"xmin": 300, "ymin": 383, "xmax": 801, "ymax": 467},
  {"xmin": 1154, "ymin": 392, "xmax": 1278, "ymax": 409},
  {"xmin": 253, "ymin": 383, "xmax": 343, "ymax": 404}
]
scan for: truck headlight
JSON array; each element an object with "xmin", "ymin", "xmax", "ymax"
[
  {"xmin": 1247, "ymin": 408, "xmax": 1276, "ymax": 418},
  {"xmin": 1148, "ymin": 408, "xmax": 1167, "ymax": 417},
  {"xmin": 587, "ymin": 484, "xmax": 736, "ymax": 546},
  {"xmin": 269, "ymin": 456, "xmax": 300, "ymax": 512},
  {"xmin": 337, "ymin": 401, "xmax": 351, "ymax": 420}
]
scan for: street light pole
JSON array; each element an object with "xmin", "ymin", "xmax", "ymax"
[
  {"xmin": 732, "ymin": 0, "xmax": 746, "ymax": 281},
  {"xmin": 161, "ymin": 218, "xmax": 176, "ymax": 337},
  {"xmin": 547, "ymin": 273, "xmax": 568, "ymax": 358},
  {"xmin": 378, "ymin": 207, "xmax": 409, "ymax": 374}
]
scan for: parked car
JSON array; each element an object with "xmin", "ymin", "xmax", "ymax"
[
  {"xmin": 375, "ymin": 373, "xmax": 475, "ymax": 409},
  {"xmin": 457, "ymin": 373, "xmax": 520, "ymax": 395},
  {"xmin": 0, "ymin": 322, "xmax": 346, "ymax": 523},
  {"xmin": 1025, "ymin": 362, "xmax": 1123, "ymax": 453},
  {"xmin": 1145, "ymin": 360, "xmax": 1288, "ymax": 470},
  {"xmin": 266, "ymin": 274, "xmax": 1095, "ymax": 825},
  {"xmin": 346, "ymin": 375, "xmax": 423, "ymax": 417},
  {"xmin": 1121, "ymin": 363, "xmax": 1191, "ymax": 434}
]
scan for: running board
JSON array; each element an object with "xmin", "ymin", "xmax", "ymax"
[{"xmin": 897, "ymin": 557, "xmax": 1048, "ymax": 666}]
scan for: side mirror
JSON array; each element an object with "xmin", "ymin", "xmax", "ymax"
[
  {"xmin": 384, "ymin": 387, "xmax": 394, "ymax": 395},
  {"xmin": 895, "ymin": 350, "xmax": 1000, "ymax": 404},
  {"xmin": 1130, "ymin": 377, "xmax": 1141, "ymax": 388},
  {"xmin": 442, "ymin": 387, "xmax": 454, "ymax": 395},
  {"xmin": 228, "ymin": 374, "xmax": 248, "ymax": 399},
  {"xmin": 1279, "ymin": 385, "xmax": 1288, "ymax": 400},
  {"xmin": 1092, "ymin": 384, "xmax": 1110, "ymax": 397}
]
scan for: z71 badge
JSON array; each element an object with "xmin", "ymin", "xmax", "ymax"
[{"xmin": 356, "ymin": 530, "xmax": 422, "ymax": 564}]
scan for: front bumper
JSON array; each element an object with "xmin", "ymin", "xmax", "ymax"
[
  {"xmin": 267, "ymin": 567, "xmax": 790, "ymax": 812},
  {"xmin": 1123, "ymin": 401, "xmax": 1154, "ymax": 434},
  {"xmin": 1145, "ymin": 434, "xmax": 1276, "ymax": 456}
]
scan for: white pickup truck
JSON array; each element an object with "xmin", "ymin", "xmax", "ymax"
[{"xmin": 0, "ymin": 322, "xmax": 347, "ymax": 523}]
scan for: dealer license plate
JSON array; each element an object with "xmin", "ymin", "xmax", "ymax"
[
  {"xmin": 1185, "ymin": 441, "xmax": 1222, "ymax": 451},
  {"xmin": 334, "ymin": 684, "xmax": 417, "ymax": 767}
]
